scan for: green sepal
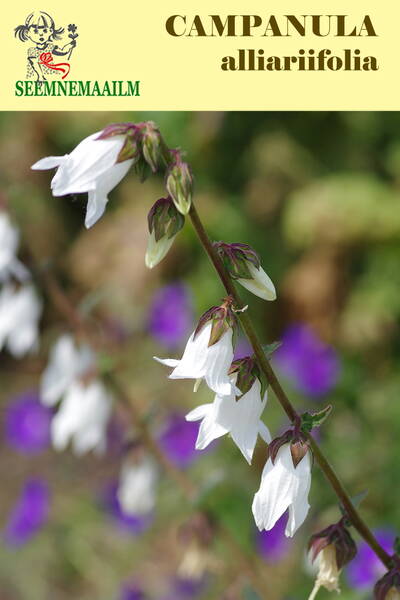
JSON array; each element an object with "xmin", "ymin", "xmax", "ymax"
[
  {"xmin": 148, "ymin": 197, "xmax": 185, "ymax": 242},
  {"xmin": 117, "ymin": 132, "xmax": 141, "ymax": 164},
  {"xmin": 262, "ymin": 341, "xmax": 282, "ymax": 359},
  {"xmin": 301, "ymin": 404, "xmax": 332, "ymax": 433}
]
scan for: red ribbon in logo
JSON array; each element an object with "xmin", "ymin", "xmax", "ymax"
[{"xmin": 38, "ymin": 53, "xmax": 70, "ymax": 79}]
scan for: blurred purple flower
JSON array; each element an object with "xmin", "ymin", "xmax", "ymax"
[
  {"xmin": 274, "ymin": 324, "xmax": 340, "ymax": 398},
  {"xmin": 255, "ymin": 512, "xmax": 291, "ymax": 563},
  {"xmin": 119, "ymin": 582, "xmax": 146, "ymax": 600},
  {"xmin": 346, "ymin": 529, "xmax": 395, "ymax": 590},
  {"xmin": 148, "ymin": 283, "xmax": 193, "ymax": 349},
  {"xmin": 233, "ymin": 336, "xmax": 252, "ymax": 360},
  {"xmin": 161, "ymin": 577, "xmax": 206, "ymax": 599},
  {"xmin": 4, "ymin": 479, "xmax": 50, "ymax": 547},
  {"xmin": 5, "ymin": 391, "xmax": 52, "ymax": 454},
  {"xmin": 158, "ymin": 413, "xmax": 200, "ymax": 468},
  {"xmin": 102, "ymin": 482, "xmax": 152, "ymax": 535}
]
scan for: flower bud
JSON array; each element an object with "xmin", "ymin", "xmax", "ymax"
[
  {"xmin": 166, "ymin": 159, "xmax": 193, "ymax": 215},
  {"xmin": 214, "ymin": 242, "xmax": 276, "ymax": 301},
  {"xmin": 374, "ymin": 564, "xmax": 400, "ymax": 600},
  {"xmin": 145, "ymin": 197, "xmax": 184, "ymax": 269},
  {"xmin": 308, "ymin": 520, "xmax": 357, "ymax": 599},
  {"xmin": 141, "ymin": 121, "xmax": 169, "ymax": 173}
]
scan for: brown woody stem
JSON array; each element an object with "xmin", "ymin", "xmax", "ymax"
[{"xmin": 188, "ymin": 202, "xmax": 392, "ymax": 569}]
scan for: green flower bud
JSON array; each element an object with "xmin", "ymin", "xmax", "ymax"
[{"xmin": 145, "ymin": 197, "xmax": 184, "ymax": 269}]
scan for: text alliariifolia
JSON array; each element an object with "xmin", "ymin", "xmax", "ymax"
[{"xmin": 221, "ymin": 48, "xmax": 378, "ymax": 72}]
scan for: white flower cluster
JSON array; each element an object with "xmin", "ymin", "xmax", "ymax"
[
  {"xmin": 40, "ymin": 334, "xmax": 112, "ymax": 455},
  {"xmin": 31, "ymin": 125, "xmax": 311, "ymax": 536},
  {"xmin": 0, "ymin": 212, "xmax": 42, "ymax": 357},
  {"xmin": 155, "ymin": 309, "xmax": 313, "ymax": 539}
]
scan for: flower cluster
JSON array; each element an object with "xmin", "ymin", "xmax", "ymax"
[
  {"xmin": 40, "ymin": 334, "xmax": 112, "ymax": 454},
  {"xmin": 0, "ymin": 211, "xmax": 42, "ymax": 357}
]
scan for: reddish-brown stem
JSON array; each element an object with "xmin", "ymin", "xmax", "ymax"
[{"xmin": 188, "ymin": 202, "xmax": 392, "ymax": 569}]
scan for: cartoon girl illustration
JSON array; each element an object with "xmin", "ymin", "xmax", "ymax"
[{"xmin": 15, "ymin": 12, "xmax": 78, "ymax": 81}]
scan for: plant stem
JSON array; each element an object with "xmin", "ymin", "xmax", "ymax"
[{"xmin": 188, "ymin": 202, "xmax": 392, "ymax": 569}]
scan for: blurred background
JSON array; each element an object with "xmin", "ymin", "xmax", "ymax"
[{"xmin": 0, "ymin": 111, "xmax": 400, "ymax": 599}]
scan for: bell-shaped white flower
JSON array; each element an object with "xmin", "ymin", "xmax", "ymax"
[
  {"xmin": 237, "ymin": 263, "xmax": 276, "ymax": 301},
  {"xmin": 0, "ymin": 284, "xmax": 41, "ymax": 357},
  {"xmin": 252, "ymin": 442, "xmax": 312, "ymax": 537},
  {"xmin": 308, "ymin": 545, "xmax": 341, "ymax": 600},
  {"xmin": 117, "ymin": 457, "xmax": 158, "ymax": 516},
  {"xmin": 40, "ymin": 334, "xmax": 95, "ymax": 406},
  {"xmin": 51, "ymin": 380, "xmax": 112, "ymax": 455},
  {"xmin": 154, "ymin": 321, "xmax": 235, "ymax": 396},
  {"xmin": 186, "ymin": 377, "xmax": 271, "ymax": 464},
  {"xmin": 31, "ymin": 130, "xmax": 134, "ymax": 228},
  {"xmin": 0, "ymin": 212, "xmax": 29, "ymax": 282}
]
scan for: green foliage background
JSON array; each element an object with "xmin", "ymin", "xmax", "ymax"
[{"xmin": 0, "ymin": 111, "xmax": 400, "ymax": 599}]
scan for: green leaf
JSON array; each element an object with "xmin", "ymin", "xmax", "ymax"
[{"xmin": 301, "ymin": 405, "xmax": 332, "ymax": 432}]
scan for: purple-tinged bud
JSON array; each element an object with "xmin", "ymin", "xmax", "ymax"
[
  {"xmin": 308, "ymin": 520, "xmax": 356, "ymax": 598},
  {"xmin": 228, "ymin": 355, "xmax": 268, "ymax": 399},
  {"xmin": 145, "ymin": 197, "xmax": 184, "ymax": 269},
  {"xmin": 141, "ymin": 121, "xmax": 169, "ymax": 173},
  {"xmin": 194, "ymin": 296, "xmax": 237, "ymax": 347},
  {"xmin": 374, "ymin": 561, "xmax": 400, "ymax": 600},
  {"xmin": 214, "ymin": 242, "xmax": 276, "ymax": 301},
  {"xmin": 309, "ymin": 521, "xmax": 357, "ymax": 570},
  {"xmin": 97, "ymin": 122, "xmax": 141, "ymax": 164},
  {"xmin": 166, "ymin": 157, "xmax": 193, "ymax": 215}
]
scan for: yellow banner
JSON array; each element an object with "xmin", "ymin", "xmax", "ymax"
[{"xmin": 0, "ymin": 0, "xmax": 396, "ymax": 109}]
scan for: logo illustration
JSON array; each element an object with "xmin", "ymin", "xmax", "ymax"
[{"xmin": 14, "ymin": 11, "xmax": 78, "ymax": 81}]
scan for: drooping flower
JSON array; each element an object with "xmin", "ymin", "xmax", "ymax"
[
  {"xmin": 274, "ymin": 324, "xmax": 340, "ymax": 398},
  {"xmin": 0, "ymin": 212, "xmax": 29, "ymax": 282},
  {"xmin": 214, "ymin": 242, "xmax": 276, "ymax": 301},
  {"xmin": 374, "ymin": 558, "xmax": 400, "ymax": 600},
  {"xmin": 158, "ymin": 413, "xmax": 200, "ymax": 468},
  {"xmin": 40, "ymin": 334, "xmax": 95, "ymax": 406},
  {"xmin": 102, "ymin": 482, "xmax": 152, "ymax": 535},
  {"xmin": 117, "ymin": 457, "xmax": 158, "ymax": 517},
  {"xmin": 186, "ymin": 357, "xmax": 270, "ymax": 464},
  {"xmin": 346, "ymin": 529, "xmax": 395, "ymax": 591},
  {"xmin": 0, "ymin": 284, "xmax": 42, "ymax": 357},
  {"xmin": 255, "ymin": 513, "xmax": 291, "ymax": 563},
  {"xmin": 51, "ymin": 380, "xmax": 112, "ymax": 455},
  {"xmin": 3, "ymin": 478, "xmax": 50, "ymax": 547},
  {"xmin": 5, "ymin": 391, "xmax": 52, "ymax": 454},
  {"xmin": 148, "ymin": 283, "xmax": 193, "ymax": 350},
  {"xmin": 307, "ymin": 520, "xmax": 357, "ymax": 599},
  {"xmin": 252, "ymin": 440, "xmax": 312, "ymax": 537},
  {"xmin": 154, "ymin": 299, "xmax": 237, "ymax": 396},
  {"xmin": 31, "ymin": 125, "xmax": 137, "ymax": 228},
  {"xmin": 145, "ymin": 197, "xmax": 184, "ymax": 269}
]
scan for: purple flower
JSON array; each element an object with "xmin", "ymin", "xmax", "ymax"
[
  {"xmin": 255, "ymin": 513, "xmax": 291, "ymax": 563},
  {"xmin": 4, "ymin": 479, "xmax": 50, "ymax": 547},
  {"xmin": 346, "ymin": 529, "xmax": 395, "ymax": 590},
  {"xmin": 274, "ymin": 324, "xmax": 340, "ymax": 398},
  {"xmin": 158, "ymin": 413, "xmax": 200, "ymax": 468},
  {"xmin": 102, "ymin": 482, "xmax": 152, "ymax": 535},
  {"xmin": 148, "ymin": 283, "xmax": 193, "ymax": 349},
  {"xmin": 233, "ymin": 336, "xmax": 252, "ymax": 360},
  {"xmin": 5, "ymin": 391, "xmax": 52, "ymax": 454},
  {"xmin": 119, "ymin": 582, "xmax": 146, "ymax": 600}
]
